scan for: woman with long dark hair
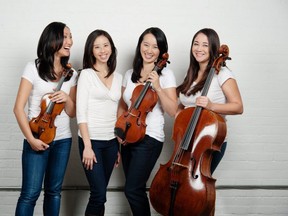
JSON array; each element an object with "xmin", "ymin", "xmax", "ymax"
[
  {"xmin": 77, "ymin": 29, "xmax": 122, "ymax": 216},
  {"xmin": 177, "ymin": 28, "xmax": 243, "ymax": 174},
  {"xmin": 14, "ymin": 21, "xmax": 77, "ymax": 216},
  {"xmin": 117, "ymin": 27, "xmax": 178, "ymax": 216}
]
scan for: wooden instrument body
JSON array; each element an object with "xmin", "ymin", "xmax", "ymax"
[
  {"xmin": 149, "ymin": 45, "xmax": 230, "ymax": 216},
  {"xmin": 29, "ymin": 93, "xmax": 65, "ymax": 144},
  {"xmin": 29, "ymin": 63, "xmax": 72, "ymax": 144},
  {"xmin": 115, "ymin": 84, "xmax": 158, "ymax": 143},
  {"xmin": 149, "ymin": 107, "xmax": 227, "ymax": 216},
  {"xmin": 114, "ymin": 53, "xmax": 169, "ymax": 144}
]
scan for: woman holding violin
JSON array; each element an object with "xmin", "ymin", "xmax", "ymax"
[
  {"xmin": 77, "ymin": 29, "xmax": 122, "ymax": 216},
  {"xmin": 13, "ymin": 22, "xmax": 77, "ymax": 216},
  {"xmin": 117, "ymin": 27, "xmax": 178, "ymax": 216},
  {"xmin": 177, "ymin": 28, "xmax": 243, "ymax": 174}
]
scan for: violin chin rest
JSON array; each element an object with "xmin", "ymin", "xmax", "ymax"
[{"xmin": 114, "ymin": 127, "xmax": 125, "ymax": 140}]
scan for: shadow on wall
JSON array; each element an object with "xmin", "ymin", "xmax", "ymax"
[{"xmin": 64, "ymin": 118, "xmax": 87, "ymax": 186}]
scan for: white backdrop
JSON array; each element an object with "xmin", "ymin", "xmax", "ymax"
[{"xmin": 1, "ymin": 0, "xmax": 288, "ymax": 191}]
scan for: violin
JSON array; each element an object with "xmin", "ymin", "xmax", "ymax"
[
  {"xmin": 149, "ymin": 45, "xmax": 231, "ymax": 216},
  {"xmin": 29, "ymin": 63, "xmax": 73, "ymax": 144},
  {"xmin": 114, "ymin": 53, "xmax": 169, "ymax": 144}
]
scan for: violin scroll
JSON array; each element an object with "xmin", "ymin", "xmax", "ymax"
[
  {"xmin": 154, "ymin": 53, "xmax": 169, "ymax": 74},
  {"xmin": 63, "ymin": 63, "xmax": 73, "ymax": 78}
]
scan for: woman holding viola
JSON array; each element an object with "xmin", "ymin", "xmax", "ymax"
[{"xmin": 117, "ymin": 27, "xmax": 177, "ymax": 216}]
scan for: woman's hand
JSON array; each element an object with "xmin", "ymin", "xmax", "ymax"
[
  {"xmin": 82, "ymin": 147, "xmax": 97, "ymax": 170},
  {"xmin": 115, "ymin": 151, "xmax": 121, "ymax": 167},
  {"xmin": 27, "ymin": 137, "xmax": 49, "ymax": 151},
  {"xmin": 117, "ymin": 136, "xmax": 127, "ymax": 146},
  {"xmin": 196, "ymin": 96, "xmax": 213, "ymax": 110},
  {"xmin": 148, "ymin": 71, "xmax": 161, "ymax": 91},
  {"xmin": 50, "ymin": 90, "xmax": 69, "ymax": 103}
]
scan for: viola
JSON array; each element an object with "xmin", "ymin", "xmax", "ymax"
[
  {"xmin": 29, "ymin": 63, "xmax": 73, "ymax": 144},
  {"xmin": 114, "ymin": 53, "xmax": 169, "ymax": 144},
  {"xmin": 149, "ymin": 45, "xmax": 231, "ymax": 216}
]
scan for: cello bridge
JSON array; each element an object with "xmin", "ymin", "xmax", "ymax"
[
  {"xmin": 128, "ymin": 111, "xmax": 137, "ymax": 117},
  {"xmin": 172, "ymin": 162, "xmax": 189, "ymax": 169}
]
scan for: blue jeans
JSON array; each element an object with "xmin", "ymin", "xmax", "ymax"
[
  {"xmin": 121, "ymin": 135, "xmax": 163, "ymax": 216},
  {"xmin": 211, "ymin": 141, "xmax": 227, "ymax": 174},
  {"xmin": 15, "ymin": 138, "xmax": 72, "ymax": 216},
  {"xmin": 78, "ymin": 137, "xmax": 118, "ymax": 215}
]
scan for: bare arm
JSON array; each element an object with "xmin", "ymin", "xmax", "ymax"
[
  {"xmin": 117, "ymin": 87, "xmax": 128, "ymax": 118},
  {"xmin": 196, "ymin": 78, "xmax": 243, "ymax": 115},
  {"xmin": 64, "ymin": 85, "xmax": 76, "ymax": 117},
  {"xmin": 13, "ymin": 78, "xmax": 49, "ymax": 150},
  {"xmin": 78, "ymin": 123, "xmax": 97, "ymax": 170},
  {"xmin": 155, "ymin": 87, "xmax": 178, "ymax": 117},
  {"xmin": 148, "ymin": 71, "xmax": 178, "ymax": 117}
]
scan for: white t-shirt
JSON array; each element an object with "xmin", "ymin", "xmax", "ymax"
[
  {"xmin": 179, "ymin": 67, "xmax": 235, "ymax": 110},
  {"xmin": 76, "ymin": 68, "xmax": 123, "ymax": 140},
  {"xmin": 22, "ymin": 61, "xmax": 77, "ymax": 141},
  {"xmin": 179, "ymin": 67, "xmax": 235, "ymax": 141},
  {"xmin": 122, "ymin": 67, "xmax": 176, "ymax": 142}
]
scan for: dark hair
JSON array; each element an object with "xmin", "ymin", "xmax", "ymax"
[
  {"xmin": 131, "ymin": 27, "xmax": 168, "ymax": 83},
  {"xmin": 176, "ymin": 28, "xmax": 220, "ymax": 96},
  {"xmin": 35, "ymin": 22, "xmax": 70, "ymax": 81},
  {"xmin": 82, "ymin": 29, "xmax": 117, "ymax": 78}
]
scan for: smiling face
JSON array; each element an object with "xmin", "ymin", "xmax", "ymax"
[
  {"xmin": 55, "ymin": 27, "xmax": 73, "ymax": 58},
  {"xmin": 140, "ymin": 33, "xmax": 160, "ymax": 64},
  {"xmin": 192, "ymin": 32, "xmax": 210, "ymax": 66},
  {"xmin": 92, "ymin": 35, "xmax": 112, "ymax": 65}
]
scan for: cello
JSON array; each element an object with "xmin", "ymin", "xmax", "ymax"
[
  {"xmin": 149, "ymin": 45, "xmax": 230, "ymax": 216},
  {"xmin": 29, "ymin": 63, "xmax": 73, "ymax": 144},
  {"xmin": 114, "ymin": 53, "xmax": 169, "ymax": 144}
]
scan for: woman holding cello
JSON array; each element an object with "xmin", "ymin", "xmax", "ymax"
[
  {"xmin": 13, "ymin": 22, "xmax": 77, "ymax": 216},
  {"xmin": 177, "ymin": 28, "xmax": 243, "ymax": 174},
  {"xmin": 150, "ymin": 28, "xmax": 243, "ymax": 216},
  {"xmin": 117, "ymin": 27, "xmax": 178, "ymax": 216}
]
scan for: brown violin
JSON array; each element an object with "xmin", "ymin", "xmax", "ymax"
[
  {"xmin": 29, "ymin": 63, "xmax": 73, "ymax": 144},
  {"xmin": 114, "ymin": 53, "xmax": 169, "ymax": 144},
  {"xmin": 149, "ymin": 45, "xmax": 231, "ymax": 216}
]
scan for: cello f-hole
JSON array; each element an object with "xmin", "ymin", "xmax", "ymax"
[{"xmin": 190, "ymin": 157, "xmax": 198, "ymax": 179}]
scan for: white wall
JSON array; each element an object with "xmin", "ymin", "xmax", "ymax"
[{"xmin": 1, "ymin": 0, "xmax": 288, "ymax": 215}]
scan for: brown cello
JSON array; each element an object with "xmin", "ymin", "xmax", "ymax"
[
  {"xmin": 29, "ymin": 63, "xmax": 73, "ymax": 144},
  {"xmin": 149, "ymin": 45, "xmax": 231, "ymax": 216},
  {"xmin": 114, "ymin": 53, "xmax": 169, "ymax": 144}
]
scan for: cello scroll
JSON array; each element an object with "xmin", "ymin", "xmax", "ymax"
[{"xmin": 213, "ymin": 44, "xmax": 231, "ymax": 73}]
